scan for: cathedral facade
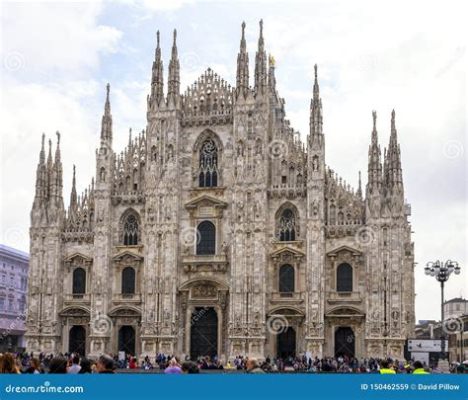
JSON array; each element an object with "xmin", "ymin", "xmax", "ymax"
[{"xmin": 26, "ymin": 21, "xmax": 415, "ymax": 362}]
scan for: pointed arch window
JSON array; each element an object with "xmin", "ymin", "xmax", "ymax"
[
  {"xmin": 72, "ymin": 268, "xmax": 86, "ymax": 295},
  {"xmin": 199, "ymin": 139, "xmax": 218, "ymax": 188},
  {"xmin": 337, "ymin": 263, "xmax": 353, "ymax": 292},
  {"xmin": 196, "ymin": 221, "xmax": 216, "ymax": 255},
  {"xmin": 122, "ymin": 267, "xmax": 136, "ymax": 295},
  {"xmin": 278, "ymin": 209, "xmax": 296, "ymax": 241},
  {"xmin": 123, "ymin": 214, "xmax": 139, "ymax": 246},
  {"xmin": 279, "ymin": 264, "xmax": 295, "ymax": 294}
]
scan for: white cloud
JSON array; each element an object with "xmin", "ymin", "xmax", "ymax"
[{"xmin": 1, "ymin": 2, "xmax": 122, "ymax": 77}]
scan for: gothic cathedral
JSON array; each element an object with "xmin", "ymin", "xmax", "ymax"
[{"xmin": 26, "ymin": 21, "xmax": 415, "ymax": 361}]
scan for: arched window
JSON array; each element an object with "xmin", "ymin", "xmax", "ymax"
[
  {"xmin": 196, "ymin": 221, "xmax": 216, "ymax": 255},
  {"xmin": 337, "ymin": 263, "xmax": 353, "ymax": 292},
  {"xmin": 278, "ymin": 209, "xmax": 296, "ymax": 241},
  {"xmin": 122, "ymin": 267, "xmax": 135, "ymax": 294},
  {"xmin": 199, "ymin": 139, "xmax": 218, "ymax": 188},
  {"xmin": 123, "ymin": 213, "xmax": 139, "ymax": 245},
  {"xmin": 72, "ymin": 268, "xmax": 86, "ymax": 294},
  {"xmin": 279, "ymin": 265, "xmax": 295, "ymax": 294},
  {"xmin": 329, "ymin": 204, "xmax": 336, "ymax": 225}
]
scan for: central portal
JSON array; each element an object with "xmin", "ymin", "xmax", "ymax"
[
  {"xmin": 334, "ymin": 326, "xmax": 355, "ymax": 358},
  {"xmin": 190, "ymin": 307, "xmax": 218, "ymax": 360},
  {"xmin": 277, "ymin": 327, "xmax": 296, "ymax": 359}
]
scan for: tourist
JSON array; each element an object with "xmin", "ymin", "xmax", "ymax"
[
  {"xmin": 78, "ymin": 358, "xmax": 93, "ymax": 373},
  {"xmin": 67, "ymin": 355, "xmax": 81, "ymax": 373},
  {"xmin": 379, "ymin": 360, "xmax": 396, "ymax": 374},
  {"xmin": 164, "ymin": 357, "xmax": 182, "ymax": 374},
  {"xmin": 182, "ymin": 361, "xmax": 200, "ymax": 374},
  {"xmin": 412, "ymin": 361, "xmax": 429, "ymax": 374},
  {"xmin": 246, "ymin": 358, "xmax": 265, "ymax": 374},
  {"xmin": 0, "ymin": 353, "xmax": 20, "ymax": 374},
  {"xmin": 48, "ymin": 357, "xmax": 68, "ymax": 373},
  {"xmin": 25, "ymin": 358, "xmax": 42, "ymax": 374},
  {"xmin": 96, "ymin": 354, "xmax": 116, "ymax": 374}
]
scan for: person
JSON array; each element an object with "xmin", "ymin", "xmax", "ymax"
[
  {"xmin": 246, "ymin": 358, "xmax": 265, "ymax": 373},
  {"xmin": 379, "ymin": 360, "xmax": 396, "ymax": 374},
  {"xmin": 164, "ymin": 357, "xmax": 182, "ymax": 374},
  {"xmin": 129, "ymin": 356, "xmax": 137, "ymax": 369},
  {"xmin": 67, "ymin": 355, "xmax": 81, "ymax": 374},
  {"xmin": 78, "ymin": 358, "xmax": 92, "ymax": 374},
  {"xmin": 412, "ymin": 361, "xmax": 429, "ymax": 374},
  {"xmin": 0, "ymin": 353, "xmax": 20, "ymax": 373},
  {"xmin": 181, "ymin": 361, "xmax": 199, "ymax": 374},
  {"xmin": 96, "ymin": 354, "xmax": 115, "ymax": 373},
  {"xmin": 26, "ymin": 358, "xmax": 42, "ymax": 374},
  {"xmin": 48, "ymin": 357, "xmax": 68, "ymax": 373}
]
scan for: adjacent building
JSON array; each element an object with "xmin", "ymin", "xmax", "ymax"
[
  {"xmin": 26, "ymin": 21, "xmax": 415, "ymax": 361},
  {"xmin": 0, "ymin": 244, "xmax": 29, "ymax": 352}
]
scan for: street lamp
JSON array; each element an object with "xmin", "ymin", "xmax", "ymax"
[{"xmin": 424, "ymin": 260, "xmax": 461, "ymax": 362}]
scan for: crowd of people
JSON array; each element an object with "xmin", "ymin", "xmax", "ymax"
[{"xmin": 0, "ymin": 351, "xmax": 466, "ymax": 374}]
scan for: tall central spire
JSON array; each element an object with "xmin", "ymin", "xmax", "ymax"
[
  {"xmin": 150, "ymin": 30, "xmax": 164, "ymax": 106},
  {"xmin": 367, "ymin": 110, "xmax": 382, "ymax": 192},
  {"xmin": 384, "ymin": 109, "xmax": 403, "ymax": 188},
  {"xmin": 100, "ymin": 83, "xmax": 113, "ymax": 146},
  {"xmin": 309, "ymin": 64, "xmax": 323, "ymax": 136},
  {"xmin": 254, "ymin": 19, "xmax": 267, "ymax": 96},
  {"xmin": 167, "ymin": 29, "xmax": 180, "ymax": 104},
  {"xmin": 236, "ymin": 21, "xmax": 249, "ymax": 99}
]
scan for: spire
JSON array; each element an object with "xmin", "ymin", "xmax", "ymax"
[
  {"xmin": 384, "ymin": 109, "xmax": 403, "ymax": 188},
  {"xmin": 40, "ymin": 133, "xmax": 45, "ymax": 164},
  {"xmin": 254, "ymin": 19, "xmax": 267, "ymax": 96},
  {"xmin": 70, "ymin": 164, "xmax": 77, "ymax": 210},
  {"xmin": 47, "ymin": 138, "xmax": 53, "ymax": 168},
  {"xmin": 100, "ymin": 83, "xmax": 113, "ymax": 145},
  {"xmin": 150, "ymin": 30, "xmax": 164, "ymax": 106},
  {"xmin": 167, "ymin": 29, "xmax": 180, "ymax": 103},
  {"xmin": 367, "ymin": 110, "xmax": 382, "ymax": 193},
  {"xmin": 313, "ymin": 64, "xmax": 320, "ymax": 101},
  {"xmin": 34, "ymin": 134, "xmax": 47, "ymax": 202},
  {"xmin": 268, "ymin": 54, "xmax": 276, "ymax": 90},
  {"xmin": 309, "ymin": 64, "xmax": 323, "ymax": 136},
  {"xmin": 236, "ymin": 21, "xmax": 249, "ymax": 98},
  {"xmin": 54, "ymin": 131, "xmax": 61, "ymax": 163},
  {"xmin": 53, "ymin": 131, "xmax": 63, "ymax": 199},
  {"xmin": 357, "ymin": 171, "xmax": 363, "ymax": 199}
]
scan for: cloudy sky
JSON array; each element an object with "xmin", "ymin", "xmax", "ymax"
[{"xmin": 1, "ymin": 0, "xmax": 466, "ymax": 321}]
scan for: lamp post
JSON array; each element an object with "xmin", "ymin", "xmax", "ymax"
[{"xmin": 424, "ymin": 260, "xmax": 461, "ymax": 362}]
